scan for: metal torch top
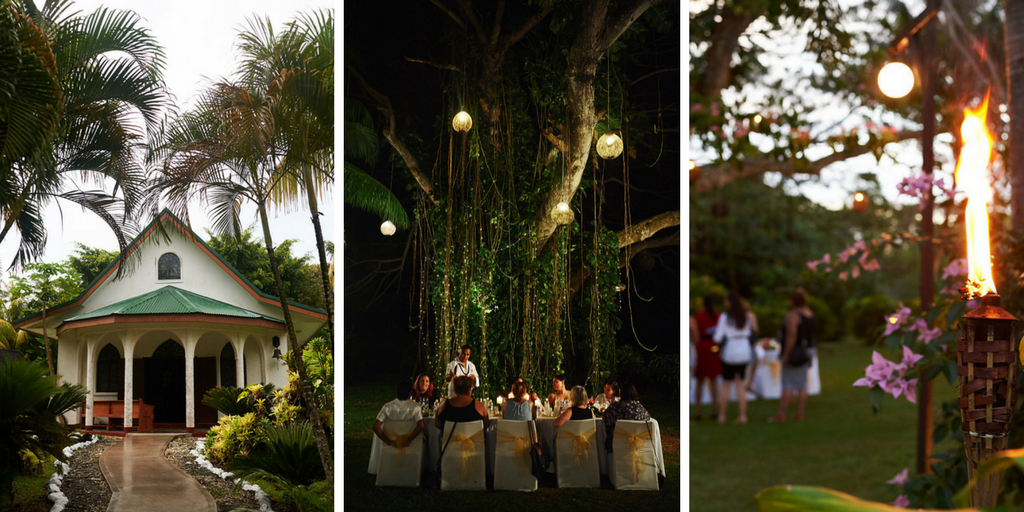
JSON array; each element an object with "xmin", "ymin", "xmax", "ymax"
[{"xmin": 963, "ymin": 293, "xmax": 1019, "ymax": 321}]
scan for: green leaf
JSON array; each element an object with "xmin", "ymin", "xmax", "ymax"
[
  {"xmin": 952, "ymin": 448, "xmax": 1024, "ymax": 508},
  {"xmin": 869, "ymin": 385, "xmax": 884, "ymax": 413},
  {"xmin": 756, "ymin": 485, "xmax": 979, "ymax": 511}
]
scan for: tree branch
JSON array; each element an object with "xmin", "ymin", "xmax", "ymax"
[
  {"xmin": 542, "ymin": 128, "xmax": 567, "ymax": 154},
  {"xmin": 490, "ymin": 0, "xmax": 505, "ymax": 45},
  {"xmin": 694, "ymin": 5, "xmax": 766, "ymax": 99},
  {"xmin": 596, "ymin": 0, "xmax": 664, "ymax": 54},
  {"xmin": 455, "ymin": 0, "xmax": 488, "ymax": 44},
  {"xmin": 429, "ymin": 0, "xmax": 467, "ymax": 31},
  {"xmin": 348, "ymin": 67, "xmax": 437, "ymax": 204},
  {"xmin": 500, "ymin": 6, "xmax": 554, "ymax": 51},
  {"xmin": 404, "ymin": 57, "xmax": 462, "ymax": 72},
  {"xmin": 616, "ymin": 210, "xmax": 680, "ymax": 247},
  {"xmin": 620, "ymin": 232, "xmax": 679, "ymax": 268},
  {"xmin": 694, "ymin": 130, "xmax": 923, "ymax": 193}
]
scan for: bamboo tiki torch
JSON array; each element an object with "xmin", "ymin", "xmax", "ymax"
[{"xmin": 955, "ymin": 94, "xmax": 1017, "ymax": 508}]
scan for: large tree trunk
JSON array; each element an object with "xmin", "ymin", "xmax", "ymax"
[
  {"xmin": 695, "ymin": 5, "xmax": 766, "ymax": 99},
  {"xmin": 257, "ymin": 201, "xmax": 334, "ymax": 484},
  {"xmin": 302, "ymin": 165, "xmax": 334, "ymax": 346},
  {"xmin": 1007, "ymin": 0, "xmax": 1024, "ymax": 231}
]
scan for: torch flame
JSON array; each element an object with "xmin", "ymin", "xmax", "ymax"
[{"xmin": 954, "ymin": 94, "xmax": 996, "ymax": 298}]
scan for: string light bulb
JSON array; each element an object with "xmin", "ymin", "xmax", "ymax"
[
  {"xmin": 453, "ymin": 111, "xmax": 473, "ymax": 132},
  {"xmin": 878, "ymin": 62, "xmax": 914, "ymax": 99},
  {"xmin": 380, "ymin": 220, "xmax": 396, "ymax": 236},
  {"xmin": 597, "ymin": 132, "xmax": 623, "ymax": 159}
]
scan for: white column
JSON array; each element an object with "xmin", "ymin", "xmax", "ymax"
[
  {"xmin": 84, "ymin": 337, "xmax": 96, "ymax": 430},
  {"xmin": 122, "ymin": 332, "xmax": 136, "ymax": 432},
  {"xmin": 235, "ymin": 335, "xmax": 246, "ymax": 388},
  {"xmin": 185, "ymin": 330, "xmax": 197, "ymax": 433}
]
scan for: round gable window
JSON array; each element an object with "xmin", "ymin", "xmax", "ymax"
[{"xmin": 158, "ymin": 253, "xmax": 181, "ymax": 280}]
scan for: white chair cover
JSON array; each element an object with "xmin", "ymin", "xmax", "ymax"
[
  {"xmin": 493, "ymin": 420, "xmax": 538, "ymax": 491},
  {"xmin": 440, "ymin": 420, "xmax": 486, "ymax": 491},
  {"xmin": 608, "ymin": 420, "xmax": 659, "ymax": 490},
  {"xmin": 555, "ymin": 419, "xmax": 600, "ymax": 488},
  {"xmin": 374, "ymin": 420, "xmax": 424, "ymax": 487}
]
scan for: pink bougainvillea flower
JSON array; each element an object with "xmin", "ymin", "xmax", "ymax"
[
  {"xmin": 710, "ymin": 102, "xmax": 720, "ymax": 116},
  {"xmin": 917, "ymin": 323, "xmax": 942, "ymax": 344},
  {"xmin": 901, "ymin": 345, "xmax": 924, "ymax": 369},
  {"xmin": 883, "ymin": 303, "xmax": 911, "ymax": 336},
  {"xmin": 893, "ymin": 495, "xmax": 910, "ymax": 508},
  {"xmin": 807, "ymin": 260, "xmax": 820, "ymax": 271},
  {"xmin": 838, "ymin": 249, "xmax": 851, "ymax": 264},
  {"xmin": 851, "ymin": 266, "xmax": 861, "ymax": 279},
  {"xmin": 903, "ymin": 379, "xmax": 918, "ymax": 403},
  {"xmin": 710, "ymin": 125, "xmax": 720, "ymax": 133},
  {"xmin": 734, "ymin": 127, "xmax": 749, "ymax": 138},
  {"xmin": 854, "ymin": 240, "xmax": 867, "ymax": 251},
  {"xmin": 859, "ymin": 253, "xmax": 881, "ymax": 272},
  {"xmin": 887, "ymin": 468, "xmax": 909, "ymax": 486},
  {"xmin": 854, "ymin": 351, "xmax": 896, "ymax": 386},
  {"xmin": 839, "ymin": 271, "xmax": 848, "ymax": 281},
  {"xmin": 822, "ymin": 253, "xmax": 831, "ymax": 265},
  {"xmin": 690, "ymin": 103, "xmax": 703, "ymax": 113},
  {"xmin": 942, "ymin": 258, "xmax": 968, "ymax": 280}
]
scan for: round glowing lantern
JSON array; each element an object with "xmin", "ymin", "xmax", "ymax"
[
  {"xmin": 453, "ymin": 111, "xmax": 473, "ymax": 132},
  {"xmin": 551, "ymin": 201, "xmax": 574, "ymax": 225},
  {"xmin": 380, "ymin": 220, "xmax": 397, "ymax": 236},
  {"xmin": 877, "ymin": 62, "xmax": 914, "ymax": 99},
  {"xmin": 853, "ymin": 191, "xmax": 868, "ymax": 212},
  {"xmin": 597, "ymin": 132, "xmax": 623, "ymax": 159}
]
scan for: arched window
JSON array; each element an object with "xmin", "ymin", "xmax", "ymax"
[
  {"xmin": 220, "ymin": 343, "xmax": 236, "ymax": 387},
  {"xmin": 96, "ymin": 344, "xmax": 121, "ymax": 393},
  {"xmin": 158, "ymin": 252, "xmax": 181, "ymax": 280},
  {"xmin": 152, "ymin": 339, "xmax": 184, "ymax": 359}
]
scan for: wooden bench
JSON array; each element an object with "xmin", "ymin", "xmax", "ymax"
[{"xmin": 82, "ymin": 399, "xmax": 155, "ymax": 432}]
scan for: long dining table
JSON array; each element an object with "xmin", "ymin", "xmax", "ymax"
[{"xmin": 367, "ymin": 410, "xmax": 666, "ymax": 477}]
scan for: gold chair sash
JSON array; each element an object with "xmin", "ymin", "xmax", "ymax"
[
  {"xmin": 613, "ymin": 428, "xmax": 652, "ymax": 483},
  {"xmin": 383, "ymin": 427, "xmax": 413, "ymax": 468},
  {"xmin": 496, "ymin": 429, "xmax": 531, "ymax": 476},
  {"xmin": 452, "ymin": 430, "xmax": 485, "ymax": 482},
  {"xmin": 770, "ymin": 361, "xmax": 781, "ymax": 382},
  {"xmin": 557, "ymin": 426, "xmax": 596, "ymax": 470}
]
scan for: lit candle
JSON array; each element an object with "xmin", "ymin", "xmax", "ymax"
[
  {"xmin": 497, "ymin": 396, "xmax": 503, "ymax": 405},
  {"xmin": 507, "ymin": 392, "xmax": 514, "ymax": 399}
]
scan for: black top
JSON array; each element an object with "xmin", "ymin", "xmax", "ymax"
[
  {"xmin": 781, "ymin": 312, "xmax": 816, "ymax": 348},
  {"xmin": 413, "ymin": 389, "xmax": 440, "ymax": 407},
  {"xmin": 570, "ymin": 407, "xmax": 594, "ymax": 421},
  {"xmin": 437, "ymin": 399, "xmax": 485, "ymax": 430}
]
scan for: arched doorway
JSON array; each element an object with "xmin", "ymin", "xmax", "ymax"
[{"xmin": 144, "ymin": 340, "xmax": 185, "ymax": 423}]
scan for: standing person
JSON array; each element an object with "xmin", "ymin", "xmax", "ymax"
[
  {"xmin": 714, "ymin": 292, "xmax": 754, "ymax": 425},
  {"xmin": 693, "ymin": 295, "xmax": 722, "ymax": 421},
  {"xmin": 546, "ymin": 374, "xmax": 571, "ymax": 409},
  {"xmin": 445, "ymin": 345, "xmax": 480, "ymax": 398},
  {"xmin": 743, "ymin": 299, "xmax": 760, "ymax": 396},
  {"xmin": 372, "ymin": 380, "xmax": 425, "ymax": 448},
  {"xmin": 772, "ymin": 288, "xmax": 817, "ymax": 422}
]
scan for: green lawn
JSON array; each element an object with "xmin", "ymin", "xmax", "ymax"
[
  {"xmin": 689, "ymin": 340, "xmax": 960, "ymax": 511},
  {"xmin": 12, "ymin": 455, "xmax": 56, "ymax": 512},
  {"xmin": 343, "ymin": 384, "xmax": 681, "ymax": 511}
]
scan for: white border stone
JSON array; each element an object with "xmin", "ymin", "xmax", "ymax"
[
  {"xmin": 48, "ymin": 435, "xmax": 99, "ymax": 512},
  {"xmin": 193, "ymin": 438, "xmax": 273, "ymax": 512}
]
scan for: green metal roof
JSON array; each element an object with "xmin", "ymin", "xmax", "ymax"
[{"xmin": 65, "ymin": 286, "xmax": 284, "ymax": 324}]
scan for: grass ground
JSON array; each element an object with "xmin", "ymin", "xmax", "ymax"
[
  {"xmin": 343, "ymin": 384, "xmax": 681, "ymax": 511},
  {"xmin": 12, "ymin": 455, "xmax": 57, "ymax": 512},
  {"xmin": 689, "ymin": 339, "xmax": 960, "ymax": 511}
]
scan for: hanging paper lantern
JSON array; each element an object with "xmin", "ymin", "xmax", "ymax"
[
  {"xmin": 597, "ymin": 132, "xmax": 623, "ymax": 159},
  {"xmin": 453, "ymin": 111, "xmax": 473, "ymax": 132},
  {"xmin": 853, "ymin": 191, "xmax": 868, "ymax": 212},
  {"xmin": 380, "ymin": 220, "xmax": 396, "ymax": 236},
  {"xmin": 689, "ymin": 160, "xmax": 700, "ymax": 184},
  {"xmin": 551, "ymin": 201, "xmax": 574, "ymax": 225}
]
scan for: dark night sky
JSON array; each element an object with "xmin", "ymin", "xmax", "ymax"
[{"xmin": 342, "ymin": 1, "xmax": 681, "ymax": 383}]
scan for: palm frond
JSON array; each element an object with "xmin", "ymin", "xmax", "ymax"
[{"xmin": 343, "ymin": 162, "xmax": 409, "ymax": 229}]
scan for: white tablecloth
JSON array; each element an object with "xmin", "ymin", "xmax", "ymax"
[
  {"xmin": 689, "ymin": 346, "xmax": 820, "ymax": 404},
  {"xmin": 368, "ymin": 414, "xmax": 666, "ymax": 478}
]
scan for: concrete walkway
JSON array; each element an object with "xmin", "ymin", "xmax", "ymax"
[{"xmin": 99, "ymin": 434, "xmax": 217, "ymax": 512}]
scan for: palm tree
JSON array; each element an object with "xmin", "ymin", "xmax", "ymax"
[
  {"xmin": 343, "ymin": 100, "xmax": 409, "ymax": 230},
  {"xmin": 233, "ymin": 13, "xmax": 337, "ymax": 344},
  {"xmin": 0, "ymin": 359, "xmax": 87, "ymax": 509},
  {"xmin": 0, "ymin": 0, "xmax": 169, "ymax": 272},
  {"xmin": 154, "ymin": 73, "xmax": 333, "ymax": 481}
]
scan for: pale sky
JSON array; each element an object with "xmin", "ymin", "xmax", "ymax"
[{"xmin": 0, "ymin": 0, "xmax": 336, "ymax": 278}]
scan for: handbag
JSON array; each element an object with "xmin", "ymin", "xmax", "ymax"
[
  {"xmin": 425, "ymin": 422, "xmax": 457, "ymax": 489},
  {"xmin": 644, "ymin": 419, "xmax": 665, "ymax": 489},
  {"xmin": 528, "ymin": 421, "xmax": 548, "ymax": 479},
  {"xmin": 779, "ymin": 319, "xmax": 810, "ymax": 367}
]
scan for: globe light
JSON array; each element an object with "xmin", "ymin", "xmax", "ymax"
[
  {"xmin": 853, "ymin": 191, "xmax": 868, "ymax": 212},
  {"xmin": 452, "ymin": 111, "xmax": 473, "ymax": 132},
  {"xmin": 878, "ymin": 62, "xmax": 915, "ymax": 99},
  {"xmin": 596, "ymin": 132, "xmax": 623, "ymax": 159},
  {"xmin": 380, "ymin": 220, "xmax": 396, "ymax": 236},
  {"xmin": 551, "ymin": 201, "xmax": 574, "ymax": 225}
]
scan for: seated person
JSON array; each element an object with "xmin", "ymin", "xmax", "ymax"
[
  {"xmin": 372, "ymin": 380, "xmax": 424, "ymax": 448},
  {"xmin": 602, "ymin": 382, "xmax": 650, "ymax": 453},
  {"xmin": 411, "ymin": 373, "xmax": 440, "ymax": 406},
  {"xmin": 593, "ymin": 379, "xmax": 619, "ymax": 407},
  {"xmin": 505, "ymin": 376, "xmax": 539, "ymax": 402},
  {"xmin": 553, "ymin": 385, "xmax": 594, "ymax": 427},
  {"xmin": 502, "ymin": 380, "xmax": 535, "ymax": 422},
  {"xmin": 546, "ymin": 373, "xmax": 571, "ymax": 408},
  {"xmin": 435, "ymin": 375, "xmax": 489, "ymax": 431}
]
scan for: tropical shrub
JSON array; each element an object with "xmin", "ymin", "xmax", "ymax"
[
  {"xmin": 204, "ymin": 413, "xmax": 262, "ymax": 466},
  {"xmin": 227, "ymin": 422, "xmax": 325, "ymax": 486},
  {"xmin": 843, "ymin": 294, "xmax": 894, "ymax": 343},
  {"xmin": 0, "ymin": 360, "xmax": 87, "ymax": 510},
  {"xmin": 202, "ymin": 387, "xmax": 249, "ymax": 416}
]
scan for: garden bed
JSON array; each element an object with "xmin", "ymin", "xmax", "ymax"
[
  {"xmin": 163, "ymin": 436, "xmax": 270, "ymax": 512},
  {"xmin": 59, "ymin": 436, "xmax": 118, "ymax": 512}
]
